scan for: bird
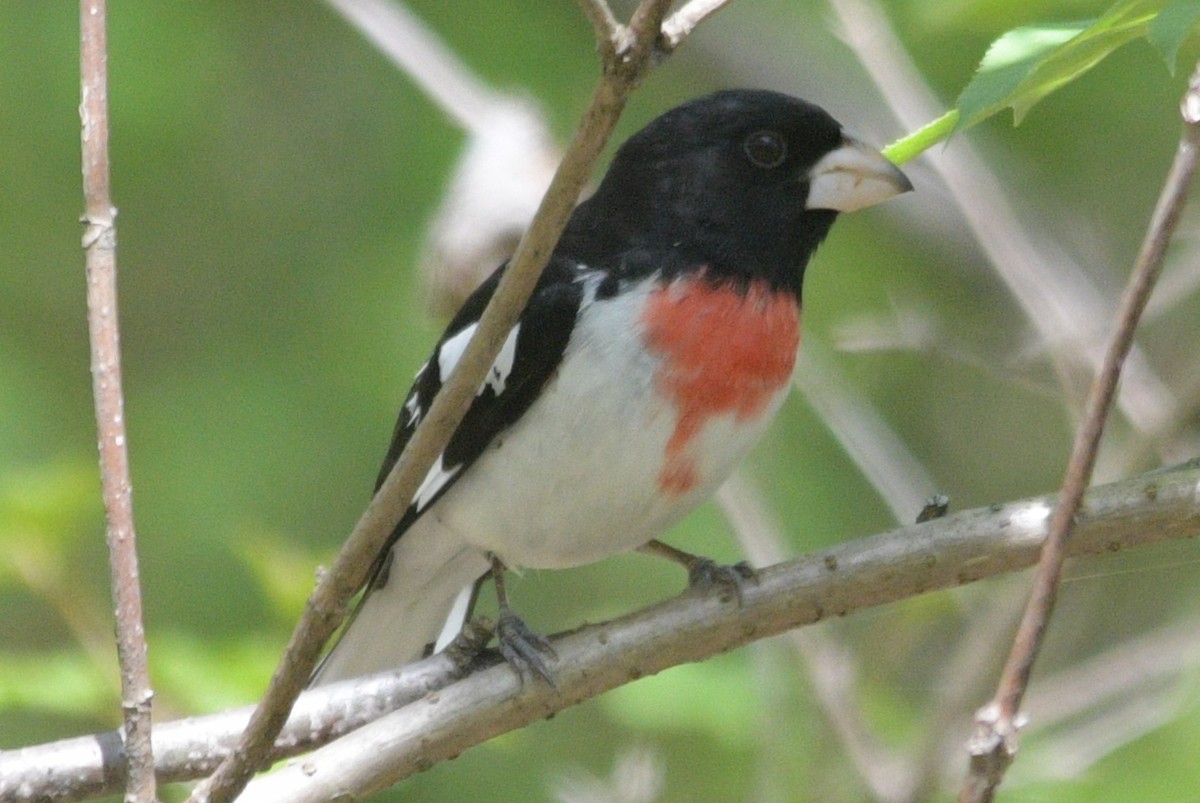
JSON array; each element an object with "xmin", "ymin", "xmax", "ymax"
[{"xmin": 311, "ymin": 89, "xmax": 912, "ymax": 685}]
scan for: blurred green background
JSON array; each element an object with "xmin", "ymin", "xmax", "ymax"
[{"xmin": 3, "ymin": 1, "xmax": 1200, "ymax": 801}]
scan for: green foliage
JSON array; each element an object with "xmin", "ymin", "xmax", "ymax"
[
  {"xmin": 3, "ymin": 0, "xmax": 1200, "ymax": 800},
  {"xmin": 886, "ymin": 0, "xmax": 1200, "ymax": 160},
  {"xmin": 1150, "ymin": 0, "xmax": 1200, "ymax": 71},
  {"xmin": 0, "ymin": 460, "xmax": 99, "ymax": 571},
  {"xmin": 958, "ymin": 1, "xmax": 1160, "ymax": 128},
  {"xmin": 0, "ymin": 652, "xmax": 113, "ymax": 717},
  {"xmin": 602, "ymin": 655, "xmax": 760, "ymax": 749},
  {"xmin": 150, "ymin": 632, "xmax": 283, "ymax": 712}
]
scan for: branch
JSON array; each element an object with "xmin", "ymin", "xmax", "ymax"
[
  {"xmin": 79, "ymin": 2, "xmax": 156, "ymax": 801},
  {"xmin": 660, "ymin": 0, "xmax": 734, "ymax": 50},
  {"xmin": 242, "ymin": 463, "xmax": 1200, "ymax": 802},
  {"xmin": 0, "ymin": 656, "xmax": 464, "ymax": 803},
  {"xmin": 958, "ymin": 63, "xmax": 1200, "ymax": 803},
  {"xmin": 4, "ymin": 463, "xmax": 1198, "ymax": 802},
  {"xmin": 188, "ymin": 2, "xmax": 679, "ymax": 801},
  {"xmin": 575, "ymin": 0, "xmax": 622, "ymax": 58},
  {"xmin": 320, "ymin": 0, "xmax": 499, "ymax": 136}
]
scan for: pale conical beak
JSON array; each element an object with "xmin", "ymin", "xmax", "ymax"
[{"xmin": 805, "ymin": 134, "xmax": 912, "ymax": 212}]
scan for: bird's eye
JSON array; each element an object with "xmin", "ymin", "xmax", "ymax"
[{"xmin": 743, "ymin": 130, "xmax": 787, "ymax": 168}]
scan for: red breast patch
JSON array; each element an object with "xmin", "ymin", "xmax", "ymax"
[{"xmin": 642, "ymin": 276, "xmax": 800, "ymax": 495}]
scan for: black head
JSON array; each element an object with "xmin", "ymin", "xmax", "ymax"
[{"xmin": 557, "ymin": 89, "xmax": 911, "ymax": 296}]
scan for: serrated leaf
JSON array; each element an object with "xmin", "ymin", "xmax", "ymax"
[
  {"xmin": 1149, "ymin": 0, "xmax": 1200, "ymax": 73},
  {"xmin": 956, "ymin": 21, "xmax": 1086, "ymax": 131},
  {"xmin": 956, "ymin": 0, "xmax": 1163, "ymax": 132}
]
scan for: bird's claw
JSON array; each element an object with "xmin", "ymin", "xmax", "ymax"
[
  {"xmin": 687, "ymin": 558, "xmax": 758, "ymax": 604},
  {"xmin": 445, "ymin": 616, "xmax": 496, "ymax": 676},
  {"xmin": 497, "ymin": 610, "xmax": 558, "ymax": 687}
]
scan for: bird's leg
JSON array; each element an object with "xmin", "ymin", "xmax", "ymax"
[
  {"xmin": 638, "ymin": 539, "xmax": 757, "ymax": 604},
  {"xmin": 490, "ymin": 555, "xmax": 557, "ymax": 686}
]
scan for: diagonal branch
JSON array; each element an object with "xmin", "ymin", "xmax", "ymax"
[
  {"xmin": 576, "ymin": 0, "xmax": 622, "ymax": 58},
  {"xmin": 320, "ymin": 0, "xmax": 499, "ymax": 135},
  {"xmin": 661, "ymin": 0, "xmax": 735, "ymax": 50},
  {"xmin": 187, "ymin": 2, "xmax": 684, "ymax": 801},
  {"xmin": 958, "ymin": 62, "xmax": 1200, "ymax": 803},
  {"xmin": 79, "ymin": 2, "xmax": 156, "ymax": 802}
]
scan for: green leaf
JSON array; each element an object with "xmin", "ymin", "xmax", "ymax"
[
  {"xmin": 956, "ymin": 0, "xmax": 1163, "ymax": 132},
  {"xmin": 1149, "ymin": 0, "xmax": 1200, "ymax": 73}
]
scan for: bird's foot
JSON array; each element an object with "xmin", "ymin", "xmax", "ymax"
[
  {"xmin": 444, "ymin": 616, "xmax": 496, "ymax": 676},
  {"xmin": 497, "ymin": 609, "xmax": 557, "ymax": 687},
  {"xmin": 685, "ymin": 558, "xmax": 758, "ymax": 604},
  {"xmin": 639, "ymin": 539, "xmax": 758, "ymax": 604}
]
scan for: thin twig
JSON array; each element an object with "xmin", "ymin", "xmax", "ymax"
[
  {"xmin": 661, "ymin": 0, "xmax": 734, "ymax": 50},
  {"xmin": 906, "ymin": 587, "xmax": 1026, "ymax": 801},
  {"xmin": 320, "ymin": 0, "xmax": 499, "ymax": 135},
  {"xmin": 575, "ymin": 0, "xmax": 622, "ymax": 57},
  {"xmin": 319, "ymin": 0, "xmax": 564, "ymax": 317},
  {"xmin": 958, "ymin": 63, "xmax": 1200, "ymax": 803},
  {"xmin": 79, "ymin": 2, "xmax": 156, "ymax": 802},
  {"xmin": 188, "ymin": 2, "xmax": 676, "ymax": 801},
  {"xmin": 4, "ymin": 463, "xmax": 1199, "ymax": 803}
]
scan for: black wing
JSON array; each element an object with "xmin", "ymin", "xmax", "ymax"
[{"xmin": 369, "ymin": 257, "xmax": 585, "ymax": 568}]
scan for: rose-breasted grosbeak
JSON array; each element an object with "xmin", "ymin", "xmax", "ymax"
[{"xmin": 312, "ymin": 89, "xmax": 911, "ymax": 684}]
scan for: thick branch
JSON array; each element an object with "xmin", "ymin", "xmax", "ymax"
[
  {"xmin": 80, "ymin": 1, "xmax": 156, "ymax": 801},
  {"xmin": 6, "ymin": 465, "xmax": 1196, "ymax": 802}
]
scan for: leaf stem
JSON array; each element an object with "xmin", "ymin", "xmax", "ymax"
[{"xmin": 882, "ymin": 109, "xmax": 958, "ymax": 165}]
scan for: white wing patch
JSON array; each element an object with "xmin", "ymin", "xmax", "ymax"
[
  {"xmin": 436, "ymin": 321, "xmax": 522, "ymax": 397},
  {"xmin": 404, "ymin": 392, "xmax": 422, "ymax": 427},
  {"xmin": 403, "ymin": 363, "xmax": 427, "ymax": 426},
  {"xmin": 433, "ymin": 582, "xmax": 476, "ymax": 653},
  {"xmin": 438, "ymin": 324, "xmax": 476, "ymax": 384},
  {"xmin": 414, "ymin": 454, "xmax": 461, "ymax": 512},
  {"xmin": 485, "ymin": 324, "xmax": 520, "ymax": 395}
]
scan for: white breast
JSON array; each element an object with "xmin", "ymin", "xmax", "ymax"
[{"xmin": 431, "ymin": 276, "xmax": 791, "ymax": 569}]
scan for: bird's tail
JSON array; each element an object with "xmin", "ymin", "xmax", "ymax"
[{"xmin": 309, "ymin": 517, "xmax": 491, "ymax": 686}]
